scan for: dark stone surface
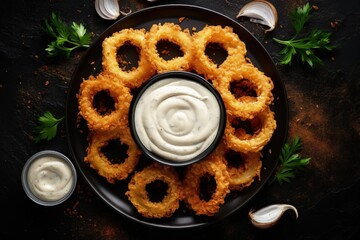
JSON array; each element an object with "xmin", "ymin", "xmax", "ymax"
[{"xmin": 1, "ymin": 0, "xmax": 359, "ymax": 239}]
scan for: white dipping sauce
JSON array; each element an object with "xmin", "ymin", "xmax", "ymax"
[
  {"xmin": 134, "ymin": 78, "xmax": 221, "ymax": 161},
  {"xmin": 27, "ymin": 156, "xmax": 74, "ymax": 201}
]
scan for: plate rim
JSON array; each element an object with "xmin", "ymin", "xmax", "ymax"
[{"xmin": 66, "ymin": 3, "xmax": 289, "ymax": 229}]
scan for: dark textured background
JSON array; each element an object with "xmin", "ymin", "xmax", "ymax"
[{"xmin": 1, "ymin": 0, "xmax": 359, "ymax": 239}]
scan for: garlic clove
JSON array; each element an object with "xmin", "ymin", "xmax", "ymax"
[
  {"xmin": 248, "ymin": 204, "xmax": 298, "ymax": 229},
  {"xmin": 95, "ymin": 0, "xmax": 132, "ymax": 20},
  {"xmin": 236, "ymin": 0, "xmax": 278, "ymax": 32}
]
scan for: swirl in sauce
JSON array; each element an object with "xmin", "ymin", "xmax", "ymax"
[
  {"xmin": 134, "ymin": 78, "xmax": 221, "ymax": 161},
  {"xmin": 27, "ymin": 156, "xmax": 74, "ymax": 201}
]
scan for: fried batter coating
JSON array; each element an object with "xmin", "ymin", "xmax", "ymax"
[
  {"xmin": 102, "ymin": 28, "xmax": 155, "ymax": 89},
  {"xmin": 183, "ymin": 154, "xmax": 230, "ymax": 216},
  {"xmin": 126, "ymin": 163, "xmax": 183, "ymax": 218},
  {"xmin": 85, "ymin": 129, "xmax": 141, "ymax": 184},
  {"xmin": 192, "ymin": 25, "xmax": 247, "ymax": 80},
  {"xmin": 145, "ymin": 22, "xmax": 194, "ymax": 72},
  {"xmin": 224, "ymin": 107, "xmax": 277, "ymax": 153},
  {"xmin": 213, "ymin": 63, "xmax": 274, "ymax": 119},
  {"xmin": 78, "ymin": 72, "xmax": 132, "ymax": 132},
  {"xmin": 224, "ymin": 148, "xmax": 262, "ymax": 191}
]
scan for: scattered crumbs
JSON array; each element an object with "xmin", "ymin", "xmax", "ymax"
[
  {"xmin": 178, "ymin": 17, "xmax": 185, "ymax": 23},
  {"xmin": 268, "ymin": 149, "xmax": 272, "ymax": 154},
  {"xmin": 90, "ymin": 61, "xmax": 95, "ymax": 65},
  {"xmin": 44, "ymin": 80, "xmax": 49, "ymax": 86},
  {"xmin": 312, "ymin": 5, "xmax": 319, "ymax": 11},
  {"xmin": 330, "ymin": 20, "xmax": 339, "ymax": 28},
  {"xmin": 161, "ymin": 47, "xmax": 170, "ymax": 55},
  {"xmin": 192, "ymin": 27, "xmax": 197, "ymax": 32},
  {"xmin": 331, "ymin": 56, "xmax": 335, "ymax": 61},
  {"xmin": 41, "ymin": 65, "xmax": 49, "ymax": 72},
  {"xmin": 65, "ymin": 200, "xmax": 80, "ymax": 217}
]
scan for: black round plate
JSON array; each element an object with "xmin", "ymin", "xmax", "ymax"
[{"xmin": 66, "ymin": 4, "xmax": 288, "ymax": 229}]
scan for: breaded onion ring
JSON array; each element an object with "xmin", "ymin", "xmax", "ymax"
[
  {"xmin": 145, "ymin": 22, "xmax": 193, "ymax": 72},
  {"xmin": 182, "ymin": 154, "xmax": 230, "ymax": 216},
  {"xmin": 213, "ymin": 63, "xmax": 274, "ymax": 119},
  {"xmin": 224, "ymin": 149, "xmax": 262, "ymax": 191},
  {"xmin": 78, "ymin": 72, "xmax": 132, "ymax": 132},
  {"xmin": 224, "ymin": 107, "xmax": 277, "ymax": 153},
  {"xmin": 192, "ymin": 25, "xmax": 247, "ymax": 80},
  {"xmin": 85, "ymin": 129, "xmax": 140, "ymax": 184},
  {"xmin": 125, "ymin": 163, "xmax": 183, "ymax": 218},
  {"xmin": 102, "ymin": 28, "xmax": 155, "ymax": 88}
]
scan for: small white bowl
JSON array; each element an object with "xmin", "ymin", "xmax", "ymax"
[{"xmin": 21, "ymin": 150, "xmax": 77, "ymax": 206}]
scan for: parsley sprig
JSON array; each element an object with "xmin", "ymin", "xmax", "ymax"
[
  {"xmin": 273, "ymin": 3, "xmax": 336, "ymax": 68},
  {"xmin": 42, "ymin": 12, "xmax": 92, "ymax": 58},
  {"xmin": 34, "ymin": 111, "xmax": 64, "ymax": 143},
  {"xmin": 272, "ymin": 136, "xmax": 311, "ymax": 184}
]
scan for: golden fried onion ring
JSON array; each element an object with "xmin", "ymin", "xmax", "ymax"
[
  {"xmin": 78, "ymin": 72, "xmax": 132, "ymax": 132},
  {"xmin": 145, "ymin": 22, "xmax": 193, "ymax": 72},
  {"xmin": 102, "ymin": 28, "xmax": 155, "ymax": 88},
  {"xmin": 213, "ymin": 63, "xmax": 274, "ymax": 119},
  {"xmin": 224, "ymin": 149, "xmax": 262, "ymax": 191},
  {"xmin": 126, "ymin": 163, "xmax": 183, "ymax": 218},
  {"xmin": 192, "ymin": 25, "xmax": 247, "ymax": 80},
  {"xmin": 183, "ymin": 154, "xmax": 230, "ymax": 216},
  {"xmin": 224, "ymin": 107, "xmax": 277, "ymax": 153},
  {"xmin": 85, "ymin": 129, "xmax": 140, "ymax": 184}
]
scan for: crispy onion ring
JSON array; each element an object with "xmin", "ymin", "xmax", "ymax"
[
  {"xmin": 145, "ymin": 22, "xmax": 193, "ymax": 72},
  {"xmin": 84, "ymin": 129, "xmax": 140, "ymax": 184},
  {"xmin": 224, "ymin": 107, "xmax": 277, "ymax": 153},
  {"xmin": 102, "ymin": 28, "xmax": 155, "ymax": 89},
  {"xmin": 78, "ymin": 72, "xmax": 132, "ymax": 132},
  {"xmin": 224, "ymin": 148, "xmax": 262, "ymax": 191},
  {"xmin": 182, "ymin": 154, "xmax": 230, "ymax": 216},
  {"xmin": 125, "ymin": 163, "xmax": 183, "ymax": 218},
  {"xmin": 192, "ymin": 25, "xmax": 247, "ymax": 80},
  {"xmin": 213, "ymin": 63, "xmax": 274, "ymax": 119}
]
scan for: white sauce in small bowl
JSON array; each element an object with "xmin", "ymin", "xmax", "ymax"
[
  {"xmin": 22, "ymin": 150, "xmax": 77, "ymax": 205},
  {"xmin": 133, "ymin": 77, "xmax": 222, "ymax": 162},
  {"xmin": 27, "ymin": 156, "xmax": 74, "ymax": 201}
]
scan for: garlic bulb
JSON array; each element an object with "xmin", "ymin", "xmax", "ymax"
[
  {"xmin": 95, "ymin": 0, "xmax": 132, "ymax": 20},
  {"xmin": 248, "ymin": 204, "xmax": 298, "ymax": 229},
  {"xmin": 236, "ymin": 0, "xmax": 278, "ymax": 32}
]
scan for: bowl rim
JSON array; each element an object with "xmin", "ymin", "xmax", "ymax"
[
  {"xmin": 21, "ymin": 150, "xmax": 77, "ymax": 206},
  {"xmin": 128, "ymin": 70, "xmax": 227, "ymax": 167}
]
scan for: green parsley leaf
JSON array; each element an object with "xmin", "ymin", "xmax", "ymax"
[
  {"xmin": 42, "ymin": 12, "xmax": 92, "ymax": 58},
  {"xmin": 272, "ymin": 136, "xmax": 311, "ymax": 184},
  {"xmin": 34, "ymin": 111, "xmax": 64, "ymax": 143},
  {"xmin": 273, "ymin": 2, "xmax": 336, "ymax": 68},
  {"xmin": 290, "ymin": 2, "xmax": 312, "ymax": 34}
]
